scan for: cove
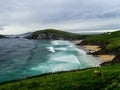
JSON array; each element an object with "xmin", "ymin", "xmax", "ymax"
[{"xmin": 0, "ymin": 38, "xmax": 102, "ymax": 83}]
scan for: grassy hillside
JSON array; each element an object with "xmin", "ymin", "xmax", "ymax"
[
  {"xmin": 0, "ymin": 63, "xmax": 120, "ymax": 90},
  {"xmin": 84, "ymin": 30, "xmax": 120, "ymax": 50},
  {"xmin": 27, "ymin": 29, "xmax": 82, "ymax": 40},
  {"xmin": 79, "ymin": 30, "xmax": 120, "ymax": 64}
]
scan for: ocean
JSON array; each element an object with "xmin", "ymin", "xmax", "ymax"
[{"xmin": 0, "ymin": 38, "xmax": 102, "ymax": 83}]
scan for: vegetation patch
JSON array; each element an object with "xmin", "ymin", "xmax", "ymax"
[{"xmin": 84, "ymin": 30, "xmax": 120, "ymax": 50}]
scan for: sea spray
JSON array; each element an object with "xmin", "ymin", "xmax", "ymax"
[
  {"xmin": 46, "ymin": 46, "xmax": 55, "ymax": 53},
  {"xmin": 76, "ymin": 48, "xmax": 87, "ymax": 55},
  {"xmin": 54, "ymin": 47, "xmax": 67, "ymax": 51}
]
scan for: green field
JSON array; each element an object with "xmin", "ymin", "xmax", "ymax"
[{"xmin": 0, "ymin": 64, "xmax": 120, "ymax": 90}]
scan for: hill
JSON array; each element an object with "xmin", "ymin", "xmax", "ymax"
[
  {"xmin": 26, "ymin": 29, "xmax": 82, "ymax": 40},
  {"xmin": 82, "ymin": 30, "xmax": 120, "ymax": 50},
  {"xmin": 0, "ymin": 63, "xmax": 120, "ymax": 90}
]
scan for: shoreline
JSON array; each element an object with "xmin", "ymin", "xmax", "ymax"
[
  {"xmin": 78, "ymin": 45, "xmax": 115, "ymax": 62},
  {"xmin": 76, "ymin": 45, "xmax": 104, "ymax": 63},
  {"xmin": 71, "ymin": 40, "xmax": 115, "ymax": 64}
]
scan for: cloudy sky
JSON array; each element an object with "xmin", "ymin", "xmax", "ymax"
[{"xmin": 0, "ymin": 0, "xmax": 120, "ymax": 34}]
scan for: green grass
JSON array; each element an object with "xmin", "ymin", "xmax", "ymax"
[
  {"xmin": 86, "ymin": 30, "xmax": 120, "ymax": 41},
  {"xmin": 85, "ymin": 30, "xmax": 120, "ymax": 50},
  {"xmin": 0, "ymin": 64, "xmax": 120, "ymax": 90},
  {"xmin": 106, "ymin": 39, "xmax": 120, "ymax": 50}
]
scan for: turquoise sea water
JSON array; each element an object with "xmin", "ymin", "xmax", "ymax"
[{"xmin": 0, "ymin": 38, "xmax": 102, "ymax": 83}]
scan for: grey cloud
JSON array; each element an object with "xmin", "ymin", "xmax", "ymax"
[
  {"xmin": 0, "ymin": 24, "xmax": 7, "ymax": 30},
  {"xmin": 0, "ymin": 0, "xmax": 120, "ymax": 34},
  {"xmin": 0, "ymin": 27, "xmax": 4, "ymax": 30}
]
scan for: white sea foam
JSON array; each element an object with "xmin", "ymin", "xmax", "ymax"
[
  {"xmin": 31, "ymin": 55, "xmax": 81, "ymax": 72},
  {"xmin": 31, "ymin": 53, "xmax": 81, "ymax": 72},
  {"xmin": 76, "ymin": 48, "xmax": 87, "ymax": 55},
  {"xmin": 69, "ymin": 45, "xmax": 74, "ymax": 48},
  {"xmin": 51, "ymin": 41, "xmax": 58, "ymax": 45},
  {"xmin": 51, "ymin": 40, "xmax": 70, "ymax": 46},
  {"xmin": 54, "ymin": 47, "xmax": 67, "ymax": 51},
  {"xmin": 30, "ymin": 62, "xmax": 70, "ymax": 73},
  {"xmin": 51, "ymin": 54, "xmax": 80, "ymax": 65},
  {"xmin": 79, "ymin": 55, "xmax": 103, "ymax": 68},
  {"xmin": 46, "ymin": 47, "xmax": 55, "ymax": 53},
  {"xmin": 75, "ymin": 47, "xmax": 103, "ymax": 67}
]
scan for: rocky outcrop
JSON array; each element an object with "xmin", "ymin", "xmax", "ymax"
[
  {"xmin": 26, "ymin": 29, "xmax": 82, "ymax": 40},
  {"xmin": 0, "ymin": 34, "xmax": 6, "ymax": 38},
  {"xmin": 27, "ymin": 32, "xmax": 59, "ymax": 40}
]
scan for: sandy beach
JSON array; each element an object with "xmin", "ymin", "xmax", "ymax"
[
  {"xmin": 82, "ymin": 45, "xmax": 101, "ymax": 52},
  {"xmin": 95, "ymin": 55, "xmax": 115, "ymax": 62},
  {"xmin": 73, "ymin": 40, "xmax": 115, "ymax": 62},
  {"xmin": 82, "ymin": 45, "xmax": 115, "ymax": 62},
  {"xmin": 71, "ymin": 40, "xmax": 115, "ymax": 62}
]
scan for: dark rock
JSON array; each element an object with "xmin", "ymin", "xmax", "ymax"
[{"xmin": 0, "ymin": 34, "xmax": 6, "ymax": 38}]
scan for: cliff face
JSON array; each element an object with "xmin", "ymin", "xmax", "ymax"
[
  {"xmin": 26, "ymin": 29, "xmax": 82, "ymax": 40},
  {"xmin": 27, "ymin": 32, "xmax": 58, "ymax": 40}
]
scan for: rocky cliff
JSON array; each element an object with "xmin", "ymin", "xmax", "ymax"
[{"xmin": 26, "ymin": 29, "xmax": 82, "ymax": 40}]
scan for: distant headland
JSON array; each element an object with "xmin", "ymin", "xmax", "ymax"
[{"xmin": 26, "ymin": 29, "xmax": 83, "ymax": 40}]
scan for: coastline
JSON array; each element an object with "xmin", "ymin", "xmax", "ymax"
[
  {"xmin": 71, "ymin": 40, "xmax": 115, "ymax": 64},
  {"xmin": 76, "ymin": 45, "xmax": 104, "ymax": 63}
]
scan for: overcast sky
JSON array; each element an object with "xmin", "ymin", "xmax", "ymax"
[{"xmin": 0, "ymin": 0, "xmax": 120, "ymax": 34}]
